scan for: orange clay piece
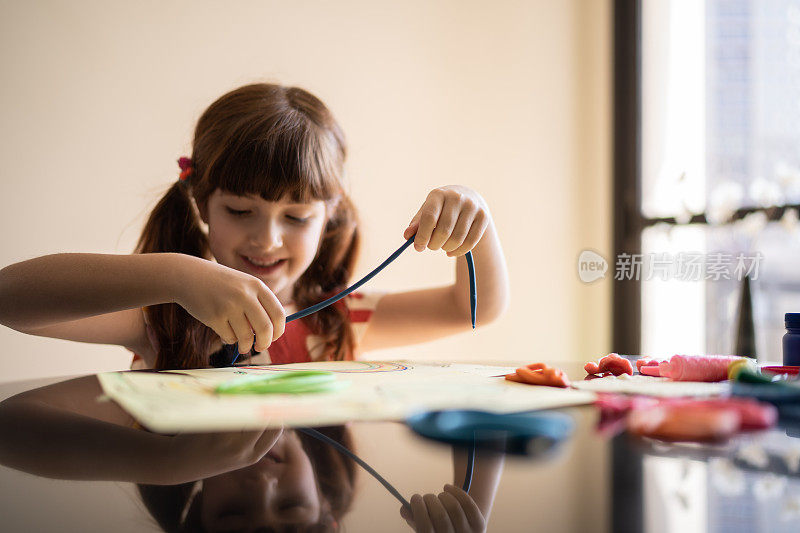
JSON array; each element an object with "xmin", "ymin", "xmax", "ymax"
[{"xmin": 505, "ymin": 363, "xmax": 571, "ymax": 388}]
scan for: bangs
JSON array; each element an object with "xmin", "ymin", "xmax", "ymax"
[{"xmin": 208, "ymin": 113, "xmax": 344, "ymax": 203}]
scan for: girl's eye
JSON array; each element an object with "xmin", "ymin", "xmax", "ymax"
[
  {"xmin": 226, "ymin": 207, "xmax": 251, "ymax": 216},
  {"xmin": 287, "ymin": 215, "xmax": 310, "ymax": 224}
]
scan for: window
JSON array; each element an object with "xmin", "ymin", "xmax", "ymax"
[{"xmin": 615, "ymin": 0, "xmax": 800, "ymax": 362}]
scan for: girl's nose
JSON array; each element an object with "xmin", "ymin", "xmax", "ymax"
[{"xmin": 253, "ymin": 221, "xmax": 283, "ymax": 250}]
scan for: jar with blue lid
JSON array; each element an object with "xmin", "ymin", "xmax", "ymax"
[{"xmin": 783, "ymin": 313, "xmax": 800, "ymax": 366}]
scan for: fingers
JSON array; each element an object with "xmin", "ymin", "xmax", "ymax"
[
  {"xmin": 438, "ymin": 490, "xmax": 470, "ymax": 533},
  {"xmin": 404, "ymin": 213, "xmax": 420, "ymax": 240},
  {"xmin": 427, "ymin": 195, "xmax": 461, "ymax": 251},
  {"xmin": 410, "ymin": 494, "xmax": 434, "ymax": 533},
  {"xmin": 424, "ymin": 493, "xmax": 454, "ymax": 533},
  {"xmin": 215, "ymin": 321, "xmax": 238, "ymax": 346},
  {"xmin": 253, "ymin": 426, "xmax": 283, "ymax": 458},
  {"xmin": 441, "ymin": 208, "xmax": 476, "ymax": 254},
  {"xmin": 443, "ymin": 485, "xmax": 485, "ymax": 532},
  {"xmin": 406, "ymin": 188, "xmax": 489, "ymax": 256},
  {"xmin": 447, "ymin": 212, "xmax": 489, "ymax": 257},
  {"xmin": 228, "ymin": 315, "xmax": 255, "ymax": 354},
  {"xmin": 245, "ymin": 304, "xmax": 273, "ymax": 353},
  {"xmin": 257, "ymin": 288, "xmax": 286, "ymax": 342},
  {"xmin": 215, "ymin": 280, "xmax": 285, "ymax": 354},
  {"xmin": 236, "ymin": 429, "xmax": 267, "ymax": 453},
  {"xmin": 413, "ymin": 198, "xmax": 442, "ymax": 252},
  {"xmin": 400, "ymin": 504, "xmax": 412, "ymax": 521},
  {"xmin": 400, "ymin": 504, "xmax": 416, "ymax": 530}
]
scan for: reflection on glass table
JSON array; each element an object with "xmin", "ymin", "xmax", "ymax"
[
  {"xmin": 0, "ymin": 375, "xmax": 529, "ymax": 532},
  {"xmin": 7, "ymin": 360, "xmax": 800, "ymax": 532}
]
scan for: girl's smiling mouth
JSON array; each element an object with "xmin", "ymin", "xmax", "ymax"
[{"xmin": 241, "ymin": 255, "xmax": 287, "ymax": 276}]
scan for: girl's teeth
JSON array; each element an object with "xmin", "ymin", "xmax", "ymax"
[{"xmin": 248, "ymin": 257, "xmax": 280, "ymax": 267}]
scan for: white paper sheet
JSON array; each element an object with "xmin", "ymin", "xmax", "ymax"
[
  {"xmin": 97, "ymin": 361, "xmax": 596, "ymax": 432},
  {"xmin": 571, "ymin": 374, "xmax": 730, "ymax": 397}
]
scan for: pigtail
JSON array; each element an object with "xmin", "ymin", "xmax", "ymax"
[{"xmin": 135, "ymin": 181, "xmax": 217, "ymax": 369}]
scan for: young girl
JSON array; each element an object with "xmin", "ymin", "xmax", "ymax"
[{"xmin": 0, "ymin": 82, "xmax": 509, "ymax": 370}]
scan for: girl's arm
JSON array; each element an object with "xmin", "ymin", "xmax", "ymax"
[
  {"xmin": 17, "ymin": 308, "xmax": 154, "ymax": 361},
  {"xmin": 0, "ymin": 252, "xmax": 286, "ymax": 355},
  {"xmin": 360, "ymin": 186, "xmax": 509, "ymax": 352},
  {"xmin": 0, "ymin": 253, "xmax": 180, "ymax": 330},
  {"xmin": 452, "ymin": 446, "xmax": 504, "ymax": 521}
]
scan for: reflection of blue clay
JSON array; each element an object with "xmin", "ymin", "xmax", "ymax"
[
  {"xmin": 230, "ymin": 234, "xmax": 477, "ymax": 364},
  {"xmin": 406, "ymin": 409, "xmax": 574, "ymax": 457}
]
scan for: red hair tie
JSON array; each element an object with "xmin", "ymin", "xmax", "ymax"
[{"xmin": 177, "ymin": 156, "xmax": 193, "ymax": 181}]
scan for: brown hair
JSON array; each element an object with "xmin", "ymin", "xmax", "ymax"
[
  {"xmin": 136, "ymin": 83, "xmax": 360, "ymax": 369},
  {"xmin": 137, "ymin": 426, "xmax": 357, "ymax": 532}
]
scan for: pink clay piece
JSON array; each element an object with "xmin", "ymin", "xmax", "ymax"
[
  {"xmin": 667, "ymin": 355, "xmax": 744, "ymax": 382},
  {"xmin": 639, "ymin": 365, "xmax": 661, "ymax": 377}
]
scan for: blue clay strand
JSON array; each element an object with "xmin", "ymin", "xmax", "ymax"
[
  {"xmin": 299, "ymin": 427, "xmax": 476, "ymax": 510},
  {"xmin": 466, "ymin": 251, "xmax": 476, "ymax": 329},
  {"xmin": 230, "ymin": 234, "xmax": 476, "ymax": 364},
  {"xmin": 463, "ymin": 435, "xmax": 475, "ymax": 492},
  {"xmin": 285, "ymin": 235, "xmax": 417, "ymax": 324},
  {"xmin": 299, "ymin": 427, "xmax": 411, "ymax": 508}
]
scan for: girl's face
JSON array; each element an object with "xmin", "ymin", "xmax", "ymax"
[
  {"xmin": 199, "ymin": 430, "xmax": 322, "ymax": 530},
  {"xmin": 202, "ymin": 190, "xmax": 328, "ymax": 304}
]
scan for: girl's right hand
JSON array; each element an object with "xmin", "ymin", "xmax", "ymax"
[{"xmin": 171, "ymin": 255, "xmax": 286, "ymax": 354}]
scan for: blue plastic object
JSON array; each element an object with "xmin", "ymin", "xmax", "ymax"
[{"xmin": 406, "ymin": 409, "xmax": 574, "ymax": 456}]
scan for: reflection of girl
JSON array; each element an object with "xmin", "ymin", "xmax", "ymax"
[
  {"xmin": 0, "ymin": 374, "xmax": 503, "ymax": 532},
  {"xmin": 140, "ymin": 426, "xmax": 356, "ymax": 532}
]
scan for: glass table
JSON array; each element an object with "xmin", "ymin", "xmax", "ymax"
[{"xmin": 0, "ymin": 361, "xmax": 798, "ymax": 532}]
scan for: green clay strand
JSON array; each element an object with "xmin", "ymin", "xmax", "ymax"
[{"xmin": 215, "ymin": 371, "xmax": 346, "ymax": 395}]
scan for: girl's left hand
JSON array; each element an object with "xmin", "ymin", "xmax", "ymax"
[
  {"xmin": 399, "ymin": 484, "xmax": 487, "ymax": 533},
  {"xmin": 403, "ymin": 186, "xmax": 491, "ymax": 257}
]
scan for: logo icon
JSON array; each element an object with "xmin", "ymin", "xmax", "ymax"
[{"xmin": 578, "ymin": 250, "xmax": 608, "ymax": 283}]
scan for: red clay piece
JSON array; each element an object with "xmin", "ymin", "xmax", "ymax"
[
  {"xmin": 585, "ymin": 354, "xmax": 634, "ymax": 376},
  {"xmin": 584, "ymin": 361, "xmax": 600, "ymax": 374},
  {"xmin": 636, "ymin": 358, "xmax": 660, "ymax": 372},
  {"xmin": 597, "ymin": 353, "xmax": 633, "ymax": 376}
]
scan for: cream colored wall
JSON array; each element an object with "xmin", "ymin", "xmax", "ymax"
[{"xmin": 0, "ymin": 0, "xmax": 611, "ymax": 383}]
